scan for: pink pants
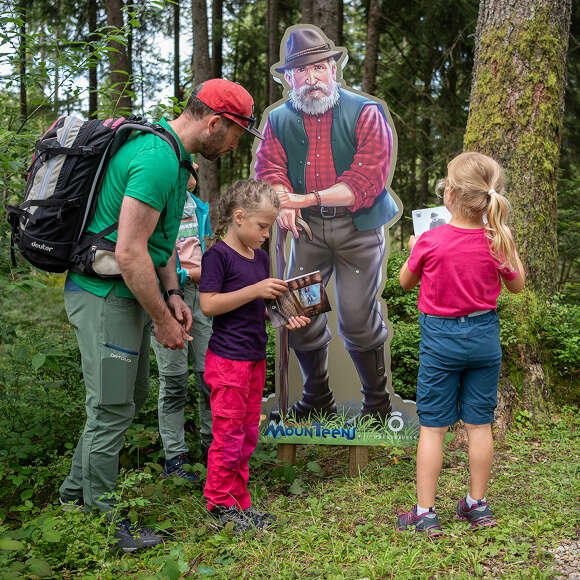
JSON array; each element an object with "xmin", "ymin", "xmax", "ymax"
[{"xmin": 203, "ymin": 349, "xmax": 265, "ymax": 511}]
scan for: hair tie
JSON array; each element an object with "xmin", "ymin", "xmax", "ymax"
[{"xmin": 488, "ymin": 188, "xmax": 496, "ymax": 196}]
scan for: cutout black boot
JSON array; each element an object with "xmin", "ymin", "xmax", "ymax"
[
  {"xmin": 347, "ymin": 345, "xmax": 392, "ymax": 425},
  {"xmin": 287, "ymin": 346, "xmax": 337, "ymax": 420}
]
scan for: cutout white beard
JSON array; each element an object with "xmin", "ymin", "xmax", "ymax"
[{"xmin": 290, "ymin": 80, "xmax": 340, "ymax": 115}]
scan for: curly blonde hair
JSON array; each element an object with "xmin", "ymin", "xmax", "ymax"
[
  {"xmin": 437, "ymin": 152, "xmax": 518, "ymax": 271},
  {"xmin": 208, "ymin": 179, "xmax": 279, "ymax": 246}
]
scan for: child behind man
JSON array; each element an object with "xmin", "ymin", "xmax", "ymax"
[
  {"xmin": 397, "ymin": 152, "xmax": 525, "ymax": 537},
  {"xmin": 152, "ymin": 174, "xmax": 213, "ymax": 481}
]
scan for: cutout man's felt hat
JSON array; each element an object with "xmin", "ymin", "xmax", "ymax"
[{"xmin": 275, "ymin": 28, "xmax": 344, "ymax": 73}]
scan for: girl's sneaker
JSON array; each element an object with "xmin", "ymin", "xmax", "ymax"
[
  {"xmin": 243, "ymin": 506, "xmax": 277, "ymax": 528},
  {"xmin": 396, "ymin": 505, "xmax": 443, "ymax": 537},
  {"xmin": 208, "ymin": 506, "xmax": 253, "ymax": 535},
  {"xmin": 456, "ymin": 497, "xmax": 496, "ymax": 528}
]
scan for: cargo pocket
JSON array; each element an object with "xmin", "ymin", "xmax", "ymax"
[
  {"xmin": 222, "ymin": 426, "xmax": 245, "ymax": 471},
  {"xmin": 212, "ymin": 383, "xmax": 248, "ymax": 419},
  {"xmin": 100, "ymin": 342, "xmax": 139, "ymax": 405}
]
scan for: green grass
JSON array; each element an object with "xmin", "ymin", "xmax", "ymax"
[{"xmin": 0, "ymin": 408, "xmax": 577, "ymax": 579}]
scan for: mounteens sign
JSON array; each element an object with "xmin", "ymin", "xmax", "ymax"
[{"xmin": 263, "ymin": 421, "xmax": 356, "ymax": 441}]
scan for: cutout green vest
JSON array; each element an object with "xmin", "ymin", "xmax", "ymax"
[{"xmin": 269, "ymin": 88, "xmax": 399, "ymax": 231}]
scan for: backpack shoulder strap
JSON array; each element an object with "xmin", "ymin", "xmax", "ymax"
[{"xmin": 120, "ymin": 121, "xmax": 199, "ymax": 194}]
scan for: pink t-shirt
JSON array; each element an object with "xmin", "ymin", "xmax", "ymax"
[
  {"xmin": 407, "ymin": 224, "xmax": 518, "ymax": 317},
  {"xmin": 176, "ymin": 211, "xmax": 202, "ymax": 272}
]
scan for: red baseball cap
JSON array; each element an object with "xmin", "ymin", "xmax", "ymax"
[{"xmin": 196, "ymin": 79, "xmax": 263, "ymax": 140}]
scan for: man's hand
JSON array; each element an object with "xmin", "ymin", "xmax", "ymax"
[
  {"xmin": 167, "ymin": 294, "xmax": 193, "ymax": 333},
  {"xmin": 277, "ymin": 191, "xmax": 313, "ymax": 209},
  {"xmin": 154, "ymin": 314, "xmax": 193, "ymax": 350},
  {"xmin": 252, "ymin": 278, "xmax": 288, "ymax": 299},
  {"xmin": 407, "ymin": 235, "xmax": 417, "ymax": 252},
  {"xmin": 277, "ymin": 208, "xmax": 303, "ymax": 239},
  {"xmin": 285, "ymin": 315, "xmax": 310, "ymax": 330}
]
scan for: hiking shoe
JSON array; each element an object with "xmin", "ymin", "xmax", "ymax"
[
  {"xmin": 396, "ymin": 505, "xmax": 443, "ymax": 537},
  {"xmin": 161, "ymin": 453, "xmax": 200, "ymax": 483},
  {"xmin": 456, "ymin": 497, "xmax": 496, "ymax": 528},
  {"xmin": 59, "ymin": 496, "xmax": 84, "ymax": 513},
  {"xmin": 208, "ymin": 506, "xmax": 254, "ymax": 535},
  {"xmin": 113, "ymin": 519, "xmax": 163, "ymax": 553},
  {"xmin": 243, "ymin": 506, "xmax": 277, "ymax": 528}
]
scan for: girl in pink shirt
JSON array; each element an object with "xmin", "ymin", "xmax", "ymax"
[{"xmin": 397, "ymin": 152, "xmax": 525, "ymax": 536}]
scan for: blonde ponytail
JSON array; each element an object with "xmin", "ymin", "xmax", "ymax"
[
  {"xmin": 485, "ymin": 190, "xmax": 518, "ymax": 271},
  {"xmin": 446, "ymin": 152, "xmax": 519, "ymax": 272}
]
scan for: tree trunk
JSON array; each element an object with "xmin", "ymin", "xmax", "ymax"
[
  {"xmin": 192, "ymin": 0, "xmax": 219, "ymax": 202},
  {"xmin": 212, "ymin": 0, "xmax": 223, "ymax": 79},
  {"xmin": 174, "ymin": 0, "xmax": 182, "ymax": 103},
  {"xmin": 105, "ymin": 0, "xmax": 133, "ymax": 114},
  {"xmin": 463, "ymin": 0, "xmax": 572, "ymax": 427},
  {"xmin": 337, "ymin": 0, "xmax": 343, "ymax": 46},
  {"xmin": 302, "ymin": 0, "xmax": 313, "ymax": 23},
  {"xmin": 362, "ymin": 0, "xmax": 382, "ymax": 94},
  {"xmin": 267, "ymin": 0, "xmax": 279, "ymax": 104},
  {"xmin": 212, "ymin": 0, "xmax": 223, "ymax": 192},
  {"xmin": 303, "ymin": 0, "xmax": 342, "ymax": 45},
  {"xmin": 88, "ymin": 0, "xmax": 98, "ymax": 117},
  {"xmin": 18, "ymin": 0, "xmax": 27, "ymax": 123},
  {"xmin": 465, "ymin": 0, "xmax": 572, "ymax": 296},
  {"xmin": 54, "ymin": 0, "xmax": 61, "ymax": 114}
]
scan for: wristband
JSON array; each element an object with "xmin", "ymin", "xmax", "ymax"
[
  {"xmin": 163, "ymin": 288, "xmax": 184, "ymax": 301},
  {"xmin": 312, "ymin": 190, "xmax": 322, "ymax": 206}
]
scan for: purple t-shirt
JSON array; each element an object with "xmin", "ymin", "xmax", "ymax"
[
  {"xmin": 200, "ymin": 240, "xmax": 269, "ymax": 361},
  {"xmin": 407, "ymin": 224, "xmax": 519, "ymax": 317}
]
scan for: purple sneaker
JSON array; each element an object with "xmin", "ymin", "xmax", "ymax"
[
  {"xmin": 397, "ymin": 505, "xmax": 443, "ymax": 537},
  {"xmin": 456, "ymin": 497, "xmax": 496, "ymax": 528}
]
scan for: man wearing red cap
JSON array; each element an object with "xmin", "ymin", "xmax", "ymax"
[
  {"xmin": 255, "ymin": 26, "xmax": 400, "ymax": 424},
  {"xmin": 59, "ymin": 79, "xmax": 261, "ymax": 552}
]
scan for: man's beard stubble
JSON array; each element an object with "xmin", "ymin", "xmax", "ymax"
[
  {"xmin": 199, "ymin": 125, "xmax": 228, "ymax": 161},
  {"xmin": 290, "ymin": 80, "xmax": 340, "ymax": 116}
]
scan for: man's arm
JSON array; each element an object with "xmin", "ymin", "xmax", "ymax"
[
  {"xmin": 157, "ymin": 250, "xmax": 193, "ymax": 333},
  {"xmin": 277, "ymin": 105, "xmax": 390, "ymax": 212},
  {"xmin": 255, "ymin": 121, "xmax": 304, "ymax": 237},
  {"xmin": 116, "ymin": 196, "xmax": 191, "ymax": 349},
  {"xmin": 277, "ymin": 183, "xmax": 355, "ymax": 210}
]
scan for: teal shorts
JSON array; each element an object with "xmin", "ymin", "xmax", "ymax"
[{"xmin": 416, "ymin": 311, "xmax": 501, "ymax": 427}]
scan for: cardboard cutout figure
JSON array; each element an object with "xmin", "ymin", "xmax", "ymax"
[{"xmin": 251, "ymin": 24, "xmax": 418, "ymax": 445}]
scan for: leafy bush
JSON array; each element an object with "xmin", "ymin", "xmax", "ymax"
[
  {"xmin": 388, "ymin": 321, "xmax": 420, "ymax": 400},
  {"xmin": 383, "ymin": 250, "xmax": 420, "ymax": 324},
  {"xmin": 541, "ymin": 297, "xmax": 580, "ymax": 376},
  {"xmin": 384, "ymin": 250, "xmax": 421, "ymax": 399},
  {"xmin": 497, "ymin": 289, "xmax": 579, "ymax": 403}
]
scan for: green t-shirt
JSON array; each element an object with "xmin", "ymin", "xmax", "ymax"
[{"xmin": 70, "ymin": 118, "xmax": 190, "ymax": 299}]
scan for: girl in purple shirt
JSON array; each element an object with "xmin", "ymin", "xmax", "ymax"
[
  {"xmin": 397, "ymin": 152, "xmax": 525, "ymax": 537},
  {"xmin": 199, "ymin": 179, "xmax": 308, "ymax": 533}
]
